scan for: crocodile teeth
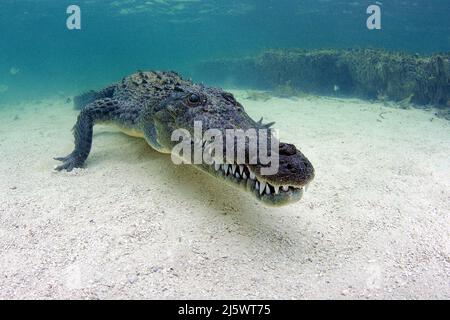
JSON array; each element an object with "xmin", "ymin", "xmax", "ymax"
[
  {"xmin": 259, "ymin": 182, "xmax": 266, "ymax": 195},
  {"xmin": 207, "ymin": 162, "xmax": 303, "ymax": 198}
]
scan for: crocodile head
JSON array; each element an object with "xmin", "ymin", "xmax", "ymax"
[{"xmin": 147, "ymin": 84, "xmax": 315, "ymax": 206}]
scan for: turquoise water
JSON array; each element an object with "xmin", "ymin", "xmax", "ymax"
[{"xmin": 0, "ymin": 0, "xmax": 449, "ymax": 104}]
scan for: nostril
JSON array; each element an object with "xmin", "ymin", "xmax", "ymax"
[{"xmin": 280, "ymin": 143, "xmax": 296, "ymax": 156}]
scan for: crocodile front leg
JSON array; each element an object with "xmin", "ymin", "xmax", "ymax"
[
  {"xmin": 54, "ymin": 98, "xmax": 140, "ymax": 171},
  {"xmin": 54, "ymin": 108, "xmax": 93, "ymax": 171}
]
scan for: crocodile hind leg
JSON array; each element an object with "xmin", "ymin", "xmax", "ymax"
[{"xmin": 54, "ymin": 98, "xmax": 140, "ymax": 171}]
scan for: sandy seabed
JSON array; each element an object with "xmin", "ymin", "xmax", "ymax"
[{"xmin": 0, "ymin": 91, "xmax": 449, "ymax": 299}]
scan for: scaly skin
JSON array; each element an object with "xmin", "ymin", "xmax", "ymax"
[{"xmin": 55, "ymin": 71, "xmax": 314, "ymax": 206}]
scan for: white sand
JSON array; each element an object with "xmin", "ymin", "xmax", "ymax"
[{"xmin": 0, "ymin": 92, "xmax": 449, "ymax": 299}]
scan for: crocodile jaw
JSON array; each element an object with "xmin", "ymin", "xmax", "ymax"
[{"xmin": 195, "ymin": 162, "xmax": 309, "ymax": 206}]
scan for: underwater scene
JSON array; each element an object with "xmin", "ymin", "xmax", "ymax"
[{"xmin": 0, "ymin": 0, "xmax": 449, "ymax": 300}]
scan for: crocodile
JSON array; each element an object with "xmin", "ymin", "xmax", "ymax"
[{"xmin": 55, "ymin": 71, "xmax": 314, "ymax": 206}]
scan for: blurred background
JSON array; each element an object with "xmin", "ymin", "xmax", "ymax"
[{"xmin": 0, "ymin": 0, "xmax": 449, "ymax": 104}]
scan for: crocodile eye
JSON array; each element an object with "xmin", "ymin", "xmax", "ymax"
[
  {"xmin": 222, "ymin": 92, "xmax": 236, "ymax": 104},
  {"xmin": 188, "ymin": 94, "xmax": 200, "ymax": 104}
]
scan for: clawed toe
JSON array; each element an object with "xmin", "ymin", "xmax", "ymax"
[
  {"xmin": 53, "ymin": 154, "xmax": 83, "ymax": 172},
  {"xmin": 54, "ymin": 153, "xmax": 73, "ymax": 162}
]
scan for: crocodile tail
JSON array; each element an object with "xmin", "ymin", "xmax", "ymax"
[{"xmin": 73, "ymin": 85, "xmax": 116, "ymax": 110}]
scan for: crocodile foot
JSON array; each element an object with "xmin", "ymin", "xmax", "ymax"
[{"xmin": 53, "ymin": 153, "xmax": 84, "ymax": 172}]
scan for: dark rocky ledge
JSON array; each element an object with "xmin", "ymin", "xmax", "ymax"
[{"xmin": 194, "ymin": 48, "xmax": 450, "ymax": 109}]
